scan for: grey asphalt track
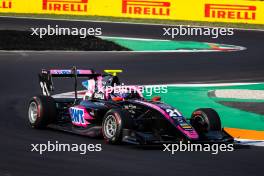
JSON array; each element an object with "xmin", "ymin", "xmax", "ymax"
[{"xmin": 0, "ymin": 17, "xmax": 263, "ymax": 176}]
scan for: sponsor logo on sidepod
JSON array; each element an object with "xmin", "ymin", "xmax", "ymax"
[
  {"xmin": 43, "ymin": 0, "xmax": 88, "ymax": 12},
  {"xmin": 122, "ymin": 0, "xmax": 170, "ymax": 16},
  {"xmin": 70, "ymin": 107, "xmax": 86, "ymax": 125}
]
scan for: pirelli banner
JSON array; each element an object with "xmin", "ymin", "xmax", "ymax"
[{"xmin": 0, "ymin": 0, "xmax": 264, "ymax": 24}]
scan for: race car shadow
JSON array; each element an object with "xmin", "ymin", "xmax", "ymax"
[
  {"xmin": 130, "ymin": 143, "xmax": 252, "ymax": 151},
  {"xmin": 38, "ymin": 125, "xmax": 254, "ymax": 151}
]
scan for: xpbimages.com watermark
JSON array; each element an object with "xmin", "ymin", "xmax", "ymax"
[
  {"xmin": 30, "ymin": 25, "xmax": 102, "ymax": 39},
  {"xmin": 163, "ymin": 141, "xmax": 234, "ymax": 155},
  {"xmin": 30, "ymin": 141, "xmax": 102, "ymax": 155},
  {"xmin": 163, "ymin": 26, "xmax": 234, "ymax": 39}
]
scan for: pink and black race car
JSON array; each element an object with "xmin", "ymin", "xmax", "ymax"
[{"xmin": 28, "ymin": 67, "xmax": 233, "ymax": 144}]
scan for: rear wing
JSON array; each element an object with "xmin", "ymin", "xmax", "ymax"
[
  {"xmin": 39, "ymin": 67, "xmax": 99, "ymax": 98},
  {"xmin": 49, "ymin": 69, "xmax": 95, "ymax": 77}
]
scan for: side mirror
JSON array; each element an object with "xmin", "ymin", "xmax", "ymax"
[{"xmin": 152, "ymin": 96, "xmax": 161, "ymax": 102}]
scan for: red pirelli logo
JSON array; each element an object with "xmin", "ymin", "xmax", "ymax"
[
  {"xmin": 122, "ymin": 0, "xmax": 170, "ymax": 16},
  {"xmin": 43, "ymin": 0, "xmax": 88, "ymax": 12},
  {"xmin": 0, "ymin": 0, "xmax": 12, "ymax": 9},
  {"xmin": 205, "ymin": 4, "xmax": 256, "ymax": 20}
]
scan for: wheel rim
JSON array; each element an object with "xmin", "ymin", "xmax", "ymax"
[
  {"xmin": 104, "ymin": 115, "xmax": 118, "ymax": 138},
  {"xmin": 28, "ymin": 102, "xmax": 38, "ymax": 124},
  {"xmin": 193, "ymin": 115, "xmax": 208, "ymax": 132}
]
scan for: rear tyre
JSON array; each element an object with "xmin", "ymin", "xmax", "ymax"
[
  {"xmin": 28, "ymin": 96, "xmax": 57, "ymax": 129},
  {"xmin": 190, "ymin": 108, "xmax": 221, "ymax": 133},
  {"xmin": 102, "ymin": 109, "xmax": 133, "ymax": 144}
]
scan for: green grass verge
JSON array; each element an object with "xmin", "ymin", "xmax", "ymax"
[
  {"xmin": 1, "ymin": 13, "xmax": 264, "ymax": 30},
  {"xmin": 102, "ymin": 36, "xmax": 212, "ymax": 51},
  {"xmin": 102, "ymin": 36, "xmax": 242, "ymax": 51},
  {"xmin": 144, "ymin": 83, "xmax": 264, "ymax": 131}
]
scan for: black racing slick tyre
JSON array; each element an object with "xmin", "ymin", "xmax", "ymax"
[
  {"xmin": 28, "ymin": 96, "xmax": 57, "ymax": 129},
  {"xmin": 190, "ymin": 108, "xmax": 222, "ymax": 133},
  {"xmin": 102, "ymin": 109, "xmax": 133, "ymax": 144}
]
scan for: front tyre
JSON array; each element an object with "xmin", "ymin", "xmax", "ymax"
[
  {"xmin": 28, "ymin": 96, "xmax": 57, "ymax": 129},
  {"xmin": 102, "ymin": 109, "xmax": 133, "ymax": 144},
  {"xmin": 190, "ymin": 108, "xmax": 221, "ymax": 134}
]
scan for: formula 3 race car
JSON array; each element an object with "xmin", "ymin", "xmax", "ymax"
[{"xmin": 27, "ymin": 67, "xmax": 234, "ymax": 145}]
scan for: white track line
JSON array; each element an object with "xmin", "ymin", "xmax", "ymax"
[
  {"xmin": 101, "ymin": 36, "xmax": 247, "ymax": 51},
  {"xmin": 0, "ymin": 35, "xmax": 246, "ymax": 53},
  {"xmin": 145, "ymin": 82, "xmax": 262, "ymax": 87},
  {"xmin": 212, "ymin": 89, "xmax": 264, "ymax": 100},
  {"xmin": 101, "ymin": 36, "xmax": 170, "ymax": 41},
  {"xmin": 0, "ymin": 15, "xmax": 264, "ymax": 32},
  {"xmin": 52, "ymin": 83, "xmax": 262, "ymax": 98},
  {"xmin": 236, "ymin": 139, "xmax": 264, "ymax": 147},
  {"xmin": 0, "ymin": 49, "xmax": 243, "ymax": 53}
]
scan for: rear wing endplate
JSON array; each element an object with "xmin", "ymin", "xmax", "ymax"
[{"xmin": 38, "ymin": 67, "xmax": 98, "ymax": 98}]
